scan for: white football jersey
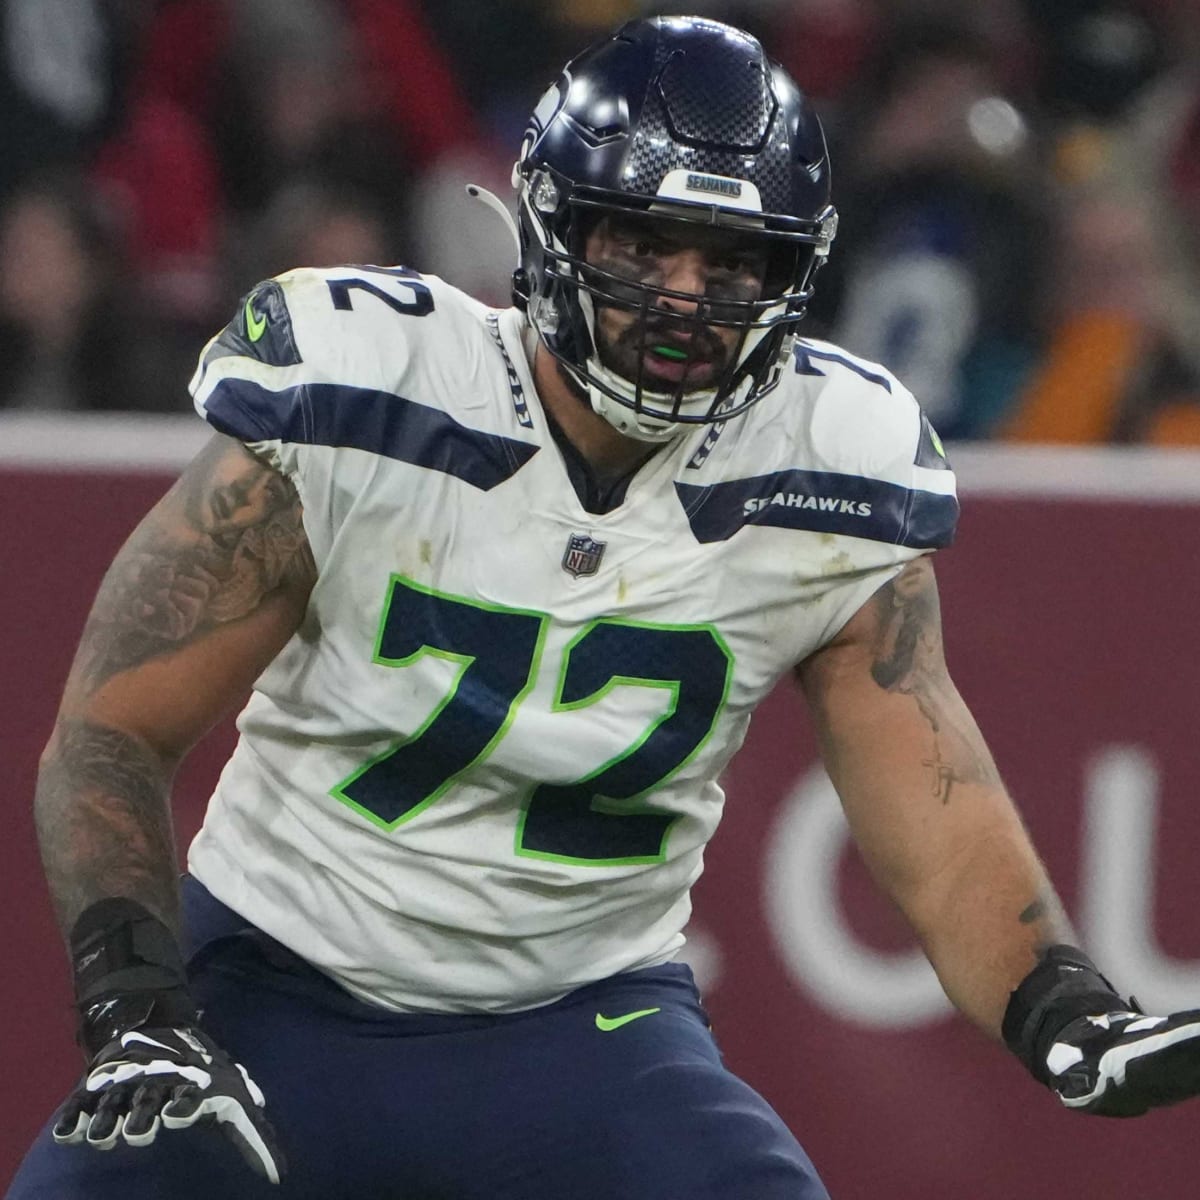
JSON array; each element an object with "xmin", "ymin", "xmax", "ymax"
[{"xmin": 188, "ymin": 265, "xmax": 958, "ymax": 1013}]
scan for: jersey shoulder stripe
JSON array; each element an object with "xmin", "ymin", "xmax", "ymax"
[
  {"xmin": 191, "ymin": 267, "xmax": 539, "ymax": 484},
  {"xmin": 203, "ymin": 377, "xmax": 538, "ymax": 491},
  {"xmin": 678, "ymin": 336, "xmax": 959, "ymax": 547},
  {"xmin": 675, "ymin": 468, "xmax": 957, "ymax": 547}
]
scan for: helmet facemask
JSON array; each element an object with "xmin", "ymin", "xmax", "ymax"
[{"xmin": 518, "ymin": 169, "xmax": 836, "ymax": 442}]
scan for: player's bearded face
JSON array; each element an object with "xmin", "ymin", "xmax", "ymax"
[{"xmin": 583, "ymin": 215, "xmax": 768, "ymax": 392}]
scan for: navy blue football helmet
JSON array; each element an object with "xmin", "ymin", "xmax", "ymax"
[{"xmin": 513, "ymin": 15, "xmax": 837, "ymax": 441}]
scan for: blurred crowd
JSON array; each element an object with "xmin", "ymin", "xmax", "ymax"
[{"xmin": 1, "ymin": 0, "xmax": 1198, "ymax": 444}]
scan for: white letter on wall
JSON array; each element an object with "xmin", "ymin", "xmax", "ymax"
[
  {"xmin": 1080, "ymin": 746, "xmax": 1200, "ymax": 1011},
  {"xmin": 763, "ymin": 764, "xmax": 952, "ymax": 1028}
]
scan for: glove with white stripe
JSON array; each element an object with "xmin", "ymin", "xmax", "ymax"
[
  {"xmin": 52, "ymin": 898, "xmax": 283, "ymax": 1183},
  {"xmin": 1004, "ymin": 944, "xmax": 1200, "ymax": 1117}
]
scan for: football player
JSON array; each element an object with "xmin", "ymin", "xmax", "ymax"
[{"xmin": 10, "ymin": 16, "xmax": 1200, "ymax": 1200}]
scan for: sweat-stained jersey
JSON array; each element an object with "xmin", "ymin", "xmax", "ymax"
[{"xmin": 187, "ymin": 264, "xmax": 958, "ymax": 1013}]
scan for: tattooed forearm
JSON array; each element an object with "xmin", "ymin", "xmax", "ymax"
[
  {"xmin": 1018, "ymin": 889, "xmax": 1075, "ymax": 951},
  {"xmin": 74, "ymin": 440, "xmax": 315, "ymax": 693},
  {"xmin": 34, "ymin": 438, "xmax": 315, "ymax": 940},
  {"xmin": 35, "ymin": 719, "xmax": 180, "ymax": 934},
  {"xmin": 868, "ymin": 562, "xmax": 1002, "ymax": 803}
]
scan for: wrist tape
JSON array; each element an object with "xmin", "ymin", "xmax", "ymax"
[
  {"xmin": 69, "ymin": 897, "xmax": 197, "ymax": 1057},
  {"xmin": 1001, "ymin": 944, "xmax": 1127, "ymax": 1085}
]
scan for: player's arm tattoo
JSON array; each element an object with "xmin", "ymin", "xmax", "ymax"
[
  {"xmin": 36, "ymin": 720, "xmax": 179, "ymax": 932},
  {"xmin": 38, "ymin": 436, "xmax": 317, "ymax": 935},
  {"xmin": 1015, "ymin": 888, "xmax": 1075, "ymax": 958},
  {"xmin": 866, "ymin": 558, "xmax": 1002, "ymax": 805},
  {"xmin": 73, "ymin": 437, "xmax": 316, "ymax": 692}
]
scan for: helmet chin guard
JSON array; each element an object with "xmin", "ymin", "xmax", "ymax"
[{"xmin": 512, "ymin": 16, "xmax": 837, "ymax": 441}]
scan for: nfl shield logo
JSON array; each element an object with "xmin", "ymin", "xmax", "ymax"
[{"xmin": 562, "ymin": 533, "xmax": 606, "ymax": 578}]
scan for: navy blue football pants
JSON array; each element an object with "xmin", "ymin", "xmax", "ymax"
[{"xmin": 8, "ymin": 878, "xmax": 830, "ymax": 1199}]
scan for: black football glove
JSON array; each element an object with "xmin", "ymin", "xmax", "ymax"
[
  {"xmin": 1042, "ymin": 1007, "xmax": 1200, "ymax": 1116},
  {"xmin": 53, "ymin": 1019, "xmax": 282, "ymax": 1180},
  {"xmin": 53, "ymin": 897, "xmax": 284, "ymax": 1183},
  {"xmin": 1004, "ymin": 944, "xmax": 1200, "ymax": 1118}
]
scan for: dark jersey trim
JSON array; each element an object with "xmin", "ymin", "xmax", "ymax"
[
  {"xmin": 793, "ymin": 344, "xmax": 894, "ymax": 392},
  {"xmin": 915, "ymin": 411, "xmax": 952, "ymax": 470},
  {"xmin": 202, "ymin": 378, "xmax": 539, "ymax": 490},
  {"xmin": 675, "ymin": 469, "xmax": 958, "ymax": 547},
  {"xmin": 204, "ymin": 281, "xmax": 304, "ymax": 371}
]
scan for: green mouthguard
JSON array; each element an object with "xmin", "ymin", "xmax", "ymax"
[{"xmin": 652, "ymin": 345, "xmax": 689, "ymax": 361}]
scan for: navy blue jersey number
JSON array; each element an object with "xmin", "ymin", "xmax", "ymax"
[
  {"xmin": 327, "ymin": 267, "xmax": 434, "ymax": 318},
  {"xmin": 332, "ymin": 579, "xmax": 733, "ymax": 866},
  {"xmin": 517, "ymin": 621, "xmax": 732, "ymax": 865},
  {"xmin": 333, "ymin": 578, "xmax": 546, "ymax": 827}
]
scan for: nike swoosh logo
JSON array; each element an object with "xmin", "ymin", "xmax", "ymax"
[
  {"xmin": 245, "ymin": 295, "xmax": 268, "ymax": 342},
  {"xmin": 76, "ymin": 948, "xmax": 104, "ymax": 972},
  {"xmin": 595, "ymin": 1007, "xmax": 661, "ymax": 1032},
  {"xmin": 87, "ymin": 997, "xmax": 120, "ymax": 1021},
  {"xmin": 120, "ymin": 1031, "xmax": 178, "ymax": 1054}
]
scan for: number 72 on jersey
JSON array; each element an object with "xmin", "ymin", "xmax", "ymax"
[{"xmin": 331, "ymin": 576, "xmax": 733, "ymax": 867}]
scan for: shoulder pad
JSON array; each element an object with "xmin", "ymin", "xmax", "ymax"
[
  {"xmin": 190, "ymin": 266, "xmax": 443, "ymax": 444},
  {"xmin": 677, "ymin": 338, "xmax": 958, "ymax": 548}
]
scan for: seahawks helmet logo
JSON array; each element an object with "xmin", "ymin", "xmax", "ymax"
[{"xmin": 686, "ymin": 173, "xmax": 743, "ymax": 197}]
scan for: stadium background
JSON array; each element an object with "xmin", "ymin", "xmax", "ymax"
[{"xmin": 3, "ymin": 1, "xmax": 1200, "ymax": 1195}]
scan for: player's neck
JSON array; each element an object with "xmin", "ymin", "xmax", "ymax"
[{"xmin": 531, "ymin": 342, "xmax": 661, "ymax": 480}]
